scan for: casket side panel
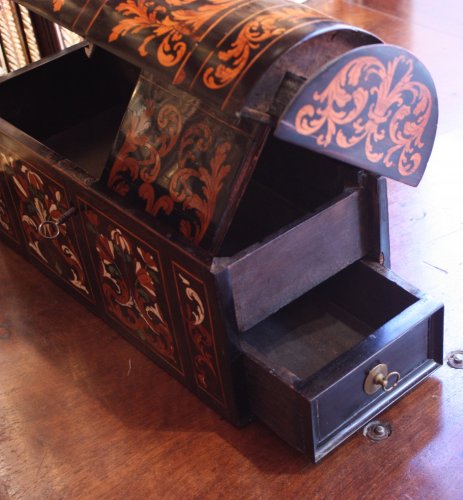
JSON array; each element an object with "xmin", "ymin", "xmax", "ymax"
[
  {"xmin": 76, "ymin": 186, "xmax": 244, "ymax": 419},
  {"xmin": 0, "ymin": 129, "xmax": 96, "ymax": 304}
]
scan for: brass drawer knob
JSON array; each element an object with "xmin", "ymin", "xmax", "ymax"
[
  {"xmin": 38, "ymin": 206, "xmax": 77, "ymax": 239},
  {"xmin": 364, "ymin": 363, "xmax": 401, "ymax": 395}
]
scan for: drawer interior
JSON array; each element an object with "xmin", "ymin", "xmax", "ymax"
[
  {"xmin": 0, "ymin": 44, "xmax": 139, "ymax": 178},
  {"xmin": 242, "ymin": 261, "xmax": 419, "ymax": 381},
  {"xmin": 243, "ymin": 297, "xmax": 371, "ymax": 380}
]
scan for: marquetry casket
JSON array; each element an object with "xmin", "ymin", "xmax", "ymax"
[{"xmin": 0, "ymin": 0, "xmax": 443, "ymax": 461}]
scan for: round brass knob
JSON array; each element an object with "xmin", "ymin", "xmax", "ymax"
[{"xmin": 364, "ymin": 363, "xmax": 401, "ymax": 395}]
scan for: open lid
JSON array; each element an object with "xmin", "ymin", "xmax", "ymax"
[
  {"xmin": 15, "ymin": 0, "xmax": 379, "ymax": 113},
  {"xmin": 14, "ymin": 0, "xmax": 438, "ymax": 252},
  {"xmin": 274, "ymin": 44, "xmax": 438, "ymax": 187}
]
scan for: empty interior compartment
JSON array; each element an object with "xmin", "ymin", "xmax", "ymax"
[
  {"xmin": 0, "ymin": 44, "xmax": 139, "ymax": 178},
  {"xmin": 241, "ymin": 262, "xmax": 419, "ymax": 380},
  {"xmin": 218, "ymin": 137, "xmax": 358, "ymax": 256}
]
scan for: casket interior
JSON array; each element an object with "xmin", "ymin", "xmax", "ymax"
[
  {"xmin": 217, "ymin": 137, "xmax": 357, "ymax": 257},
  {"xmin": 0, "ymin": 42, "xmax": 362, "ymax": 254},
  {"xmin": 212, "ymin": 132, "xmax": 369, "ymax": 332},
  {"xmin": 0, "ymin": 44, "xmax": 139, "ymax": 179}
]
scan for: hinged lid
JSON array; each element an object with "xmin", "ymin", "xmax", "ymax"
[
  {"xmin": 13, "ymin": 0, "xmax": 439, "ymax": 252},
  {"xmin": 274, "ymin": 44, "xmax": 438, "ymax": 187},
  {"xmin": 15, "ymin": 0, "xmax": 379, "ymax": 113}
]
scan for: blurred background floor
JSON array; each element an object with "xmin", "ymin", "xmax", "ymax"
[{"xmin": 1, "ymin": 1, "xmax": 463, "ymax": 498}]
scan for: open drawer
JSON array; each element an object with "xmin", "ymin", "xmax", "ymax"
[{"xmin": 241, "ymin": 260, "xmax": 443, "ymax": 462}]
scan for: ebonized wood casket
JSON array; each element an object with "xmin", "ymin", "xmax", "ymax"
[{"xmin": 0, "ymin": 0, "xmax": 443, "ymax": 462}]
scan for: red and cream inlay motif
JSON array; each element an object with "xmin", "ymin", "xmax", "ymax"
[
  {"xmin": 4, "ymin": 154, "xmax": 89, "ymax": 295},
  {"xmin": 86, "ymin": 210, "xmax": 180, "ymax": 368},
  {"xmin": 174, "ymin": 266, "xmax": 224, "ymax": 404}
]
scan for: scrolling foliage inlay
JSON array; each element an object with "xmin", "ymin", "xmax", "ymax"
[
  {"xmin": 104, "ymin": 78, "xmax": 253, "ymax": 248},
  {"xmin": 2, "ymin": 154, "xmax": 90, "ymax": 296},
  {"xmin": 294, "ymin": 54, "xmax": 433, "ymax": 178},
  {"xmin": 201, "ymin": 5, "xmax": 320, "ymax": 92},
  {"xmin": 42, "ymin": 0, "xmax": 333, "ymax": 109},
  {"xmin": 108, "ymin": 0, "xmax": 321, "ymax": 96},
  {"xmin": 84, "ymin": 207, "xmax": 182, "ymax": 370},
  {"xmin": 109, "ymin": 0, "xmax": 237, "ymax": 65},
  {"xmin": 0, "ymin": 191, "xmax": 11, "ymax": 235},
  {"xmin": 53, "ymin": 0, "xmax": 64, "ymax": 11},
  {"xmin": 174, "ymin": 266, "xmax": 224, "ymax": 404}
]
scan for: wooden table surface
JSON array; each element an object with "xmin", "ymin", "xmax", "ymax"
[{"xmin": 1, "ymin": 1, "xmax": 463, "ymax": 498}]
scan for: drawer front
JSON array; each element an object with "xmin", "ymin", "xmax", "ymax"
[{"xmin": 313, "ymin": 302, "xmax": 443, "ymax": 453}]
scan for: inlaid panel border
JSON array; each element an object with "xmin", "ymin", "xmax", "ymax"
[{"xmin": 172, "ymin": 261, "xmax": 226, "ymax": 407}]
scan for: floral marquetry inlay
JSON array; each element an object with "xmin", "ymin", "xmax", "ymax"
[
  {"xmin": 276, "ymin": 45, "xmax": 438, "ymax": 186},
  {"xmin": 3, "ymin": 154, "xmax": 91, "ymax": 296},
  {"xmin": 52, "ymin": 0, "xmax": 64, "ymax": 11},
  {"xmin": 0, "ymin": 192, "xmax": 10, "ymax": 234},
  {"xmin": 295, "ymin": 55, "xmax": 432, "ymax": 177},
  {"xmin": 27, "ymin": 0, "xmax": 364, "ymax": 111},
  {"xmin": 104, "ymin": 77, "xmax": 256, "ymax": 249},
  {"xmin": 201, "ymin": 5, "xmax": 321, "ymax": 92},
  {"xmin": 173, "ymin": 264, "xmax": 224, "ymax": 404},
  {"xmin": 173, "ymin": 265, "xmax": 225, "ymax": 405},
  {"xmin": 84, "ymin": 206, "xmax": 183, "ymax": 372},
  {"xmin": 105, "ymin": 0, "xmax": 324, "ymax": 107},
  {"xmin": 109, "ymin": 0, "xmax": 238, "ymax": 64}
]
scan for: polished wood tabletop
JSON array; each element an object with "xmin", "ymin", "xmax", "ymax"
[{"xmin": 1, "ymin": 1, "xmax": 463, "ymax": 498}]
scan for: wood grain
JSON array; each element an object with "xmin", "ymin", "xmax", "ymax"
[
  {"xmin": 222, "ymin": 189, "xmax": 368, "ymax": 331},
  {"xmin": 1, "ymin": 0, "xmax": 463, "ymax": 497}
]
